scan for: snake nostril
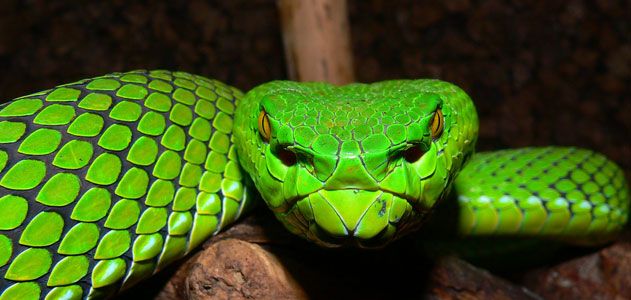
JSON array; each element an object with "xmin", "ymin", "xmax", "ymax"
[
  {"xmin": 277, "ymin": 147, "xmax": 297, "ymax": 166},
  {"xmin": 402, "ymin": 145, "xmax": 424, "ymax": 163}
]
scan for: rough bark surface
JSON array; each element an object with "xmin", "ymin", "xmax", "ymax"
[
  {"xmin": 183, "ymin": 239, "xmax": 308, "ymax": 300},
  {"xmin": 522, "ymin": 233, "xmax": 631, "ymax": 300},
  {"xmin": 131, "ymin": 212, "xmax": 625, "ymax": 300},
  {"xmin": 426, "ymin": 257, "xmax": 541, "ymax": 300}
]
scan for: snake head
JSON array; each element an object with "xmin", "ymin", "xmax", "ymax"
[{"xmin": 234, "ymin": 80, "xmax": 478, "ymax": 248}]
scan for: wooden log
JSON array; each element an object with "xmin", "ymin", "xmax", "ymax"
[
  {"xmin": 148, "ymin": 213, "xmax": 543, "ymax": 299},
  {"xmin": 522, "ymin": 232, "xmax": 631, "ymax": 299},
  {"xmin": 151, "ymin": 213, "xmax": 304, "ymax": 300},
  {"xmin": 183, "ymin": 239, "xmax": 308, "ymax": 300},
  {"xmin": 277, "ymin": 0, "xmax": 355, "ymax": 84},
  {"xmin": 133, "ymin": 211, "xmax": 630, "ymax": 299},
  {"xmin": 427, "ymin": 257, "xmax": 540, "ymax": 300}
]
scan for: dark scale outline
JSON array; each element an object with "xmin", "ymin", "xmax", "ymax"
[
  {"xmin": 78, "ymin": 79, "xmax": 175, "ymax": 295},
  {"xmin": 0, "ymin": 86, "xmax": 103, "ymax": 294},
  {"xmin": 477, "ymin": 148, "xmax": 626, "ymax": 237},
  {"xmin": 0, "ymin": 70, "xmax": 248, "ymax": 299},
  {"xmin": 102, "ymin": 70, "xmax": 245, "ymax": 296}
]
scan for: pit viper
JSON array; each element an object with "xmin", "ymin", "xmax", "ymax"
[{"xmin": 0, "ymin": 70, "xmax": 627, "ymax": 299}]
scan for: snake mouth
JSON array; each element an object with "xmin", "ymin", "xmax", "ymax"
[{"xmin": 282, "ymin": 189, "xmax": 423, "ymax": 248}]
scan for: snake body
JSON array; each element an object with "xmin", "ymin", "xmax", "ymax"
[{"xmin": 0, "ymin": 70, "xmax": 627, "ymax": 299}]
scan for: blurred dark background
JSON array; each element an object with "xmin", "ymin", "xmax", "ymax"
[{"xmin": 0, "ymin": 0, "xmax": 629, "ymax": 177}]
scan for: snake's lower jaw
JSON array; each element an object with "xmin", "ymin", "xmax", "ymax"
[{"xmin": 281, "ymin": 190, "xmax": 421, "ymax": 248}]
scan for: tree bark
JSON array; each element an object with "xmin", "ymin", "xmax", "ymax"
[
  {"xmin": 522, "ymin": 232, "xmax": 631, "ymax": 299},
  {"xmin": 150, "ymin": 213, "xmax": 544, "ymax": 300},
  {"xmin": 123, "ymin": 212, "xmax": 631, "ymax": 299}
]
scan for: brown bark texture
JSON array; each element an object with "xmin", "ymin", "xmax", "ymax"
[
  {"xmin": 522, "ymin": 232, "xmax": 631, "ymax": 299},
  {"xmin": 123, "ymin": 212, "xmax": 630, "ymax": 300}
]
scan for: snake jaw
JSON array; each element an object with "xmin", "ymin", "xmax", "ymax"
[{"xmin": 277, "ymin": 189, "xmax": 423, "ymax": 248}]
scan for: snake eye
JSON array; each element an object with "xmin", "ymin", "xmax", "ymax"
[
  {"xmin": 430, "ymin": 108, "xmax": 444, "ymax": 139},
  {"xmin": 258, "ymin": 110, "xmax": 271, "ymax": 142}
]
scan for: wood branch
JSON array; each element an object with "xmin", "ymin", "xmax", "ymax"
[
  {"xmin": 175, "ymin": 239, "xmax": 308, "ymax": 300},
  {"xmin": 522, "ymin": 232, "xmax": 631, "ymax": 299},
  {"xmin": 121, "ymin": 210, "xmax": 631, "ymax": 299},
  {"xmin": 277, "ymin": 0, "xmax": 355, "ymax": 84},
  {"xmin": 145, "ymin": 212, "xmax": 547, "ymax": 300}
]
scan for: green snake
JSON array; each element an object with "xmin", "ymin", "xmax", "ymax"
[{"xmin": 0, "ymin": 70, "xmax": 628, "ymax": 299}]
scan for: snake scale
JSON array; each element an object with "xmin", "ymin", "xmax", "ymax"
[{"xmin": 0, "ymin": 70, "xmax": 627, "ymax": 299}]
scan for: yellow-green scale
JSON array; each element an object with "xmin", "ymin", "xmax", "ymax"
[
  {"xmin": 454, "ymin": 147, "xmax": 629, "ymax": 243},
  {"xmin": 0, "ymin": 70, "xmax": 250, "ymax": 299}
]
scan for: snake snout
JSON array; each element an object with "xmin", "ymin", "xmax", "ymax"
[{"xmin": 292, "ymin": 190, "xmax": 416, "ymax": 247}]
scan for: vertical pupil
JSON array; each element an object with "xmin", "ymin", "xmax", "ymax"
[
  {"xmin": 258, "ymin": 111, "xmax": 270, "ymax": 141},
  {"xmin": 431, "ymin": 109, "xmax": 443, "ymax": 139}
]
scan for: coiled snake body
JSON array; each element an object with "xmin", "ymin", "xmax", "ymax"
[{"xmin": 0, "ymin": 70, "xmax": 627, "ymax": 299}]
